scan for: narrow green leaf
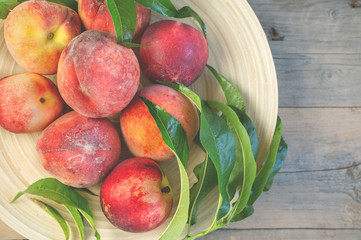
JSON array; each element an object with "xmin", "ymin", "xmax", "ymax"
[
  {"xmin": 207, "ymin": 101, "xmax": 256, "ymax": 222},
  {"xmin": 135, "ymin": 0, "xmax": 207, "ymax": 38},
  {"xmin": 10, "ymin": 178, "xmax": 100, "ymax": 240},
  {"xmin": 231, "ymin": 106, "xmax": 258, "ymax": 159},
  {"xmin": 248, "ymin": 116, "xmax": 283, "ymax": 205},
  {"xmin": 65, "ymin": 205, "xmax": 85, "ymax": 240},
  {"xmin": 0, "ymin": 0, "xmax": 77, "ymax": 19},
  {"xmin": 156, "ymin": 81, "xmax": 202, "ymax": 110},
  {"xmin": 264, "ymin": 136, "xmax": 288, "ymax": 191},
  {"xmin": 199, "ymin": 101, "xmax": 236, "ymax": 219},
  {"xmin": 231, "ymin": 117, "xmax": 284, "ymax": 222},
  {"xmin": 135, "ymin": 0, "xmax": 177, "ymax": 16},
  {"xmin": 78, "ymin": 209, "xmax": 101, "ymax": 240},
  {"xmin": 206, "ymin": 65, "xmax": 246, "ymax": 112},
  {"xmin": 107, "ymin": 0, "xmax": 137, "ymax": 43},
  {"xmin": 139, "ymin": 96, "xmax": 189, "ymax": 167},
  {"xmin": 74, "ymin": 188, "xmax": 98, "ymax": 196},
  {"xmin": 139, "ymin": 96, "xmax": 189, "ymax": 240},
  {"xmin": 31, "ymin": 199, "xmax": 70, "ymax": 240},
  {"xmin": 188, "ymin": 154, "xmax": 218, "ymax": 226}
]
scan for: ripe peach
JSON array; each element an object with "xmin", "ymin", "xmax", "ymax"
[
  {"xmin": 78, "ymin": 0, "xmax": 151, "ymax": 40},
  {"xmin": 0, "ymin": 73, "xmax": 64, "ymax": 133},
  {"xmin": 4, "ymin": 0, "xmax": 81, "ymax": 75},
  {"xmin": 120, "ymin": 84, "xmax": 199, "ymax": 161},
  {"xmin": 139, "ymin": 20, "xmax": 209, "ymax": 86},
  {"xmin": 36, "ymin": 111, "xmax": 121, "ymax": 188},
  {"xmin": 100, "ymin": 157, "xmax": 173, "ymax": 232},
  {"xmin": 57, "ymin": 30, "xmax": 140, "ymax": 118}
]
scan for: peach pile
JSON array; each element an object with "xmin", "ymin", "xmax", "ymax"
[{"xmin": 1, "ymin": 0, "xmax": 209, "ymax": 233}]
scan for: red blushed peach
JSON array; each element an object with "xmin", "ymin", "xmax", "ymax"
[
  {"xmin": 4, "ymin": 0, "xmax": 81, "ymax": 75},
  {"xmin": 100, "ymin": 157, "xmax": 173, "ymax": 232},
  {"xmin": 139, "ymin": 20, "xmax": 209, "ymax": 86},
  {"xmin": 78, "ymin": 0, "xmax": 151, "ymax": 40},
  {"xmin": 120, "ymin": 84, "xmax": 199, "ymax": 161},
  {"xmin": 0, "ymin": 73, "xmax": 64, "ymax": 133},
  {"xmin": 57, "ymin": 30, "xmax": 140, "ymax": 118},
  {"xmin": 36, "ymin": 111, "xmax": 121, "ymax": 188}
]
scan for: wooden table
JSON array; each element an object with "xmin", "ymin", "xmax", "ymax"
[{"xmin": 2, "ymin": 0, "xmax": 361, "ymax": 239}]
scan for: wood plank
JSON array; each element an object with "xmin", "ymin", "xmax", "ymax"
[
  {"xmin": 278, "ymin": 108, "xmax": 361, "ymax": 171},
  {"xmin": 248, "ymin": 0, "xmax": 361, "ymax": 107},
  {"xmin": 201, "ymin": 229, "xmax": 361, "ymax": 240}
]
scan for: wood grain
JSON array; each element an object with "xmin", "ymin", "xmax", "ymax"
[
  {"xmin": 201, "ymin": 229, "xmax": 361, "ymax": 240},
  {"xmin": 248, "ymin": 0, "xmax": 361, "ymax": 107}
]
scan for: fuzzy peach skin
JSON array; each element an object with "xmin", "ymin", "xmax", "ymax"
[
  {"xmin": 0, "ymin": 73, "xmax": 64, "ymax": 133},
  {"xmin": 100, "ymin": 157, "xmax": 173, "ymax": 232},
  {"xmin": 120, "ymin": 84, "xmax": 199, "ymax": 161},
  {"xmin": 78, "ymin": 0, "xmax": 151, "ymax": 40},
  {"xmin": 36, "ymin": 111, "xmax": 121, "ymax": 188},
  {"xmin": 57, "ymin": 30, "xmax": 140, "ymax": 118},
  {"xmin": 4, "ymin": 0, "xmax": 81, "ymax": 75},
  {"xmin": 139, "ymin": 20, "xmax": 209, "ymax": 86}
]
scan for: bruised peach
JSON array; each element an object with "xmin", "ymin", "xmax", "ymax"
[
  {"xmin": 120, "ymin": 84, "xmax": 199, "ymax": 161},
  {"xmin": 139, "ymin": 20, "xmax": 209, "ymax": 86},
  {"xmin": 78, "ymin": 0, "xmax": 151, "ymax": 40},
  {"xmin": 57, "ymin": 30, "xmax": 140, "ymax": 118},
  {"xmin": 36, "ymin": 111, "xmax": 121, "ymax": 188},
  {"xmin": 100, "ymin": 157, "xmax": 173, "ymax": 232},
  {"xmin": 0, "ymin": 73, "xmax": 64, "ymax": 133},
  {"xmin": 4, "ymin": 0, "xmax": 81, "ymax": 75}
]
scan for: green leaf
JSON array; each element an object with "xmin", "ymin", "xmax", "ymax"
[
  {"xmin": 156, "ymin": 81, "xmax": 202, "ymax": 110},
  {"xmin": 139, "ymin": 96, "xmax": 190, "ymax": 240},
  {"xmin": 264, "ymin": 136, "xmax": 288, "ymax": 191},
  {"xmin": 248, "ymin": 116, "xmax": 283, "ymax": 205},
  {"xmin": 135, "ymin": 0, "xmax": 177, "ymax": 15},
  {"xmin": 11, "ymin": 178, "xmax": 100, "ymax": 240},
  {"xmin": 188, "ymin": 154, "xmax": 218, "ymax": 226},
  {"xmin": 231, "ymin": 106, "xmax": 258, "ymax": 160},
  {"xmin": 206, "ymin": 65, "xmax": 246, "ymax": 112},
  {"xmin": 65, "ymin": 205, "xmax": 85, "ymax": 240},
  {"xmin": 231, "ymin": 117, "xmax": 284, "ymax": 222},
  {"xmin": 157, "ymin": 81, "xmax": 236, "ymax": 219},
  {"xmin": 74, "ymin": 188, "xmax": 98, "ymax": 196},
  {"xmin": 107, "ymin": 0, "xmax": 137, "ymax": 43},
  {"xmin": 135, "ymin": 0, "xmax": 207, "ymax": 38},
  {"xmin": 207, "ymin": 101, "xmax": 256, "ymax": 222},
  {"xmin": 139, "ymin": 96, "xmax": 189, "ymax": 168},
  {"xmin": 199, "ymin": 101, "xmax": 236, "ymax": 219},
  {"xmin": 31, "ymin": 199, "xmax": 70, "ymax": 240},
  {"xmin": 0, "ymin": 0, "xmax": 77, "ymax": 19}
]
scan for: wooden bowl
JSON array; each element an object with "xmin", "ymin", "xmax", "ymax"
[{"xmin": 0, "ymin": 0, "xmax": 278, "ymax": 239}]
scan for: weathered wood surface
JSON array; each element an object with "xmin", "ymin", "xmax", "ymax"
[{"xmin": 2, "ymin": 0, "xmax": 361, "ymax": 239}]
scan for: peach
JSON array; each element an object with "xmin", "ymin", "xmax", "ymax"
[
  {"xmin": 36, "ymin": 111, "xmax": 121, "ymax": 188},
  {"xmin": 4, "ymin": 0, "xmax": 81, "ymax": 75},
  {"xmin": 139, "ymin": 20, "xmax": 209, "ymax": 86},
  {"xmin": 0, "ymin": 73, "xmax": 64, "ymax": 133},
  {"xmin": 100, "ymin": 157, "xmax": 173, "ymax": 232},
  {"xmin": 120, "ymin": 84, "xmax": 199, "ymax": 161},
  {"xmin": 78, "ymin": 0, "xmax": 151, "ymax": 40},
  {"xmin": 57, "ymin": 30, "xmax": 140, "ymax": 118}
]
